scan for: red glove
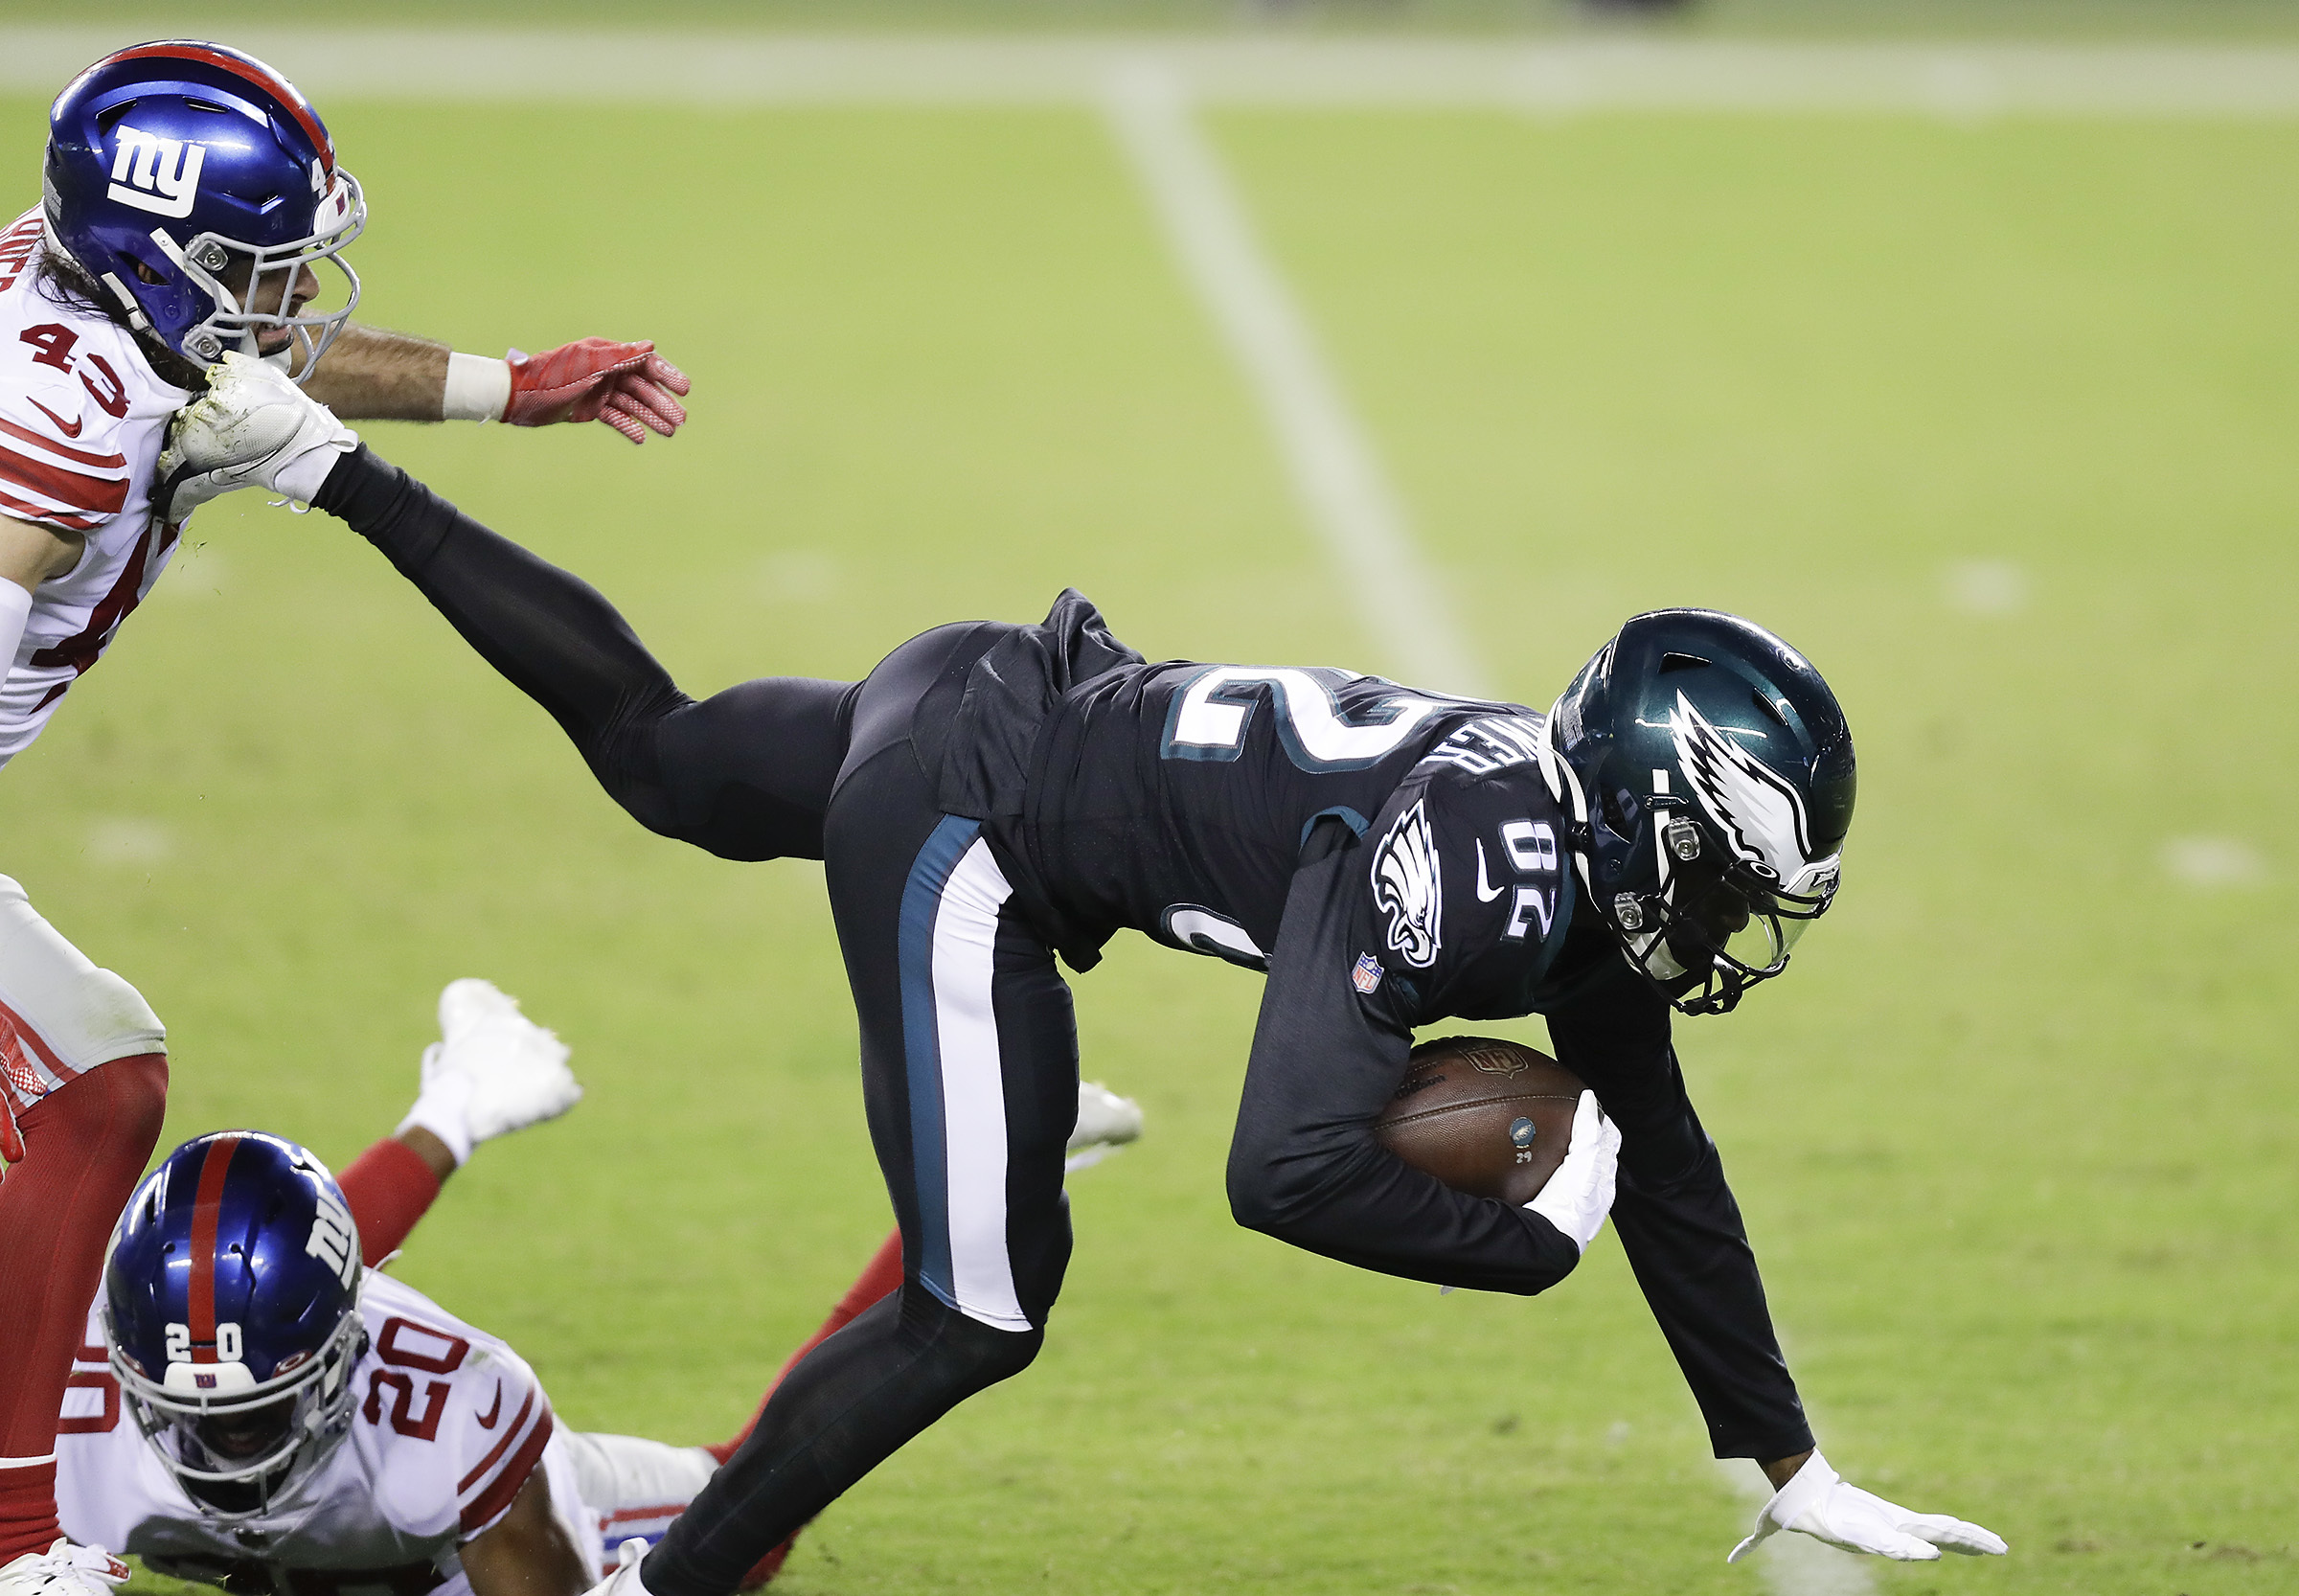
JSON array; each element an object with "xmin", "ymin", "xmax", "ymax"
[{"xmin": 503, "ymin": 337, "xmax": 693, "ymax": 444}]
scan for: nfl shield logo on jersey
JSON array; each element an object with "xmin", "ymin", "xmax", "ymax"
[{"xmin": 1351, "ymin": 954, "xmax": 1383, "ymax": 994}]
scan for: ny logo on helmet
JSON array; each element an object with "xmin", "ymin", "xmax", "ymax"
[{"xmin": 106, "ymin": 127, "xmax": 206, "ymax": 219}]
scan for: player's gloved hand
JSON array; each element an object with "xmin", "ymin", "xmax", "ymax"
[
  {"xmin": 503, "ymin": 338, "xmax": 692, "ymax": 444},
  {"xmin": 580, "ymin": 1538, "xmax": 651, "ymax": 1596},
  {"xmin": 396, "ymin": 979, "xmax": 580, "ymax": 1167},
  {"xmin": 156, "ymin": 351, "xmax": 357, "ymax": 520},
  {"xmin": 1728, "ymin": 1451, "xmax": 2009, "ymax": 1563},
  {"xmin": 1523, "ymin": 1089, "xmax": 1620, "ymax": 1254}
]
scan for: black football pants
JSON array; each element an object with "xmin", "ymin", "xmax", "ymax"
[
  {"xmin": 314, "ymin": 452, "xmax": 1078, "ymax": 1596},
  {"xmin": 642, "ymin": 627, "xmax": 1082, "ymax": 1596}
]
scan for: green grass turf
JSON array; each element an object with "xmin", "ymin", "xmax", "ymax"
[
  {"xmin": 11, "ymin": 2, "xmax": 2299, "ymax": 40},
  {"xmin": 2, "ymin": 89, "xmax": 2296, "ymax": 1595}
]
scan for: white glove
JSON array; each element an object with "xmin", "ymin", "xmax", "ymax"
[
  {"xmin": 1523, "ymin": 1089, "xmax": 1620, "ymax": 1253},
  {"xmin": 580, "ymin": 1539, "xmax": 651, "ymax": 1596},
  {"xmin": 156, "ymin": 351, "xmax": 357, "ymax": 520},
  {"xmin": 1728, "ymin": 1451, "xmax": 2009, "ymax": 1562},
  {"xmin": 397, "ymin": 979, "xmax": 580, "ymax": 1166}
]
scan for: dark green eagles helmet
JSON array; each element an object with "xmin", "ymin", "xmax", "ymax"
[{"xmin": 1536, "ymin": 609, "xmax": 1855, "ymax": 1015}]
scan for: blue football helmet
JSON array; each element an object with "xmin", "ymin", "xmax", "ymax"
[
  {"xmin": 1539, "ymin": 609, "xmax": 1855, "ymax": 1015},
  {"xmin": 105, "ymin": 1131, "xmax": 367, "ymax": 1518},
  {"xmin": 43, "ymin": 41, "xmax": 363, "ymax": 376}
]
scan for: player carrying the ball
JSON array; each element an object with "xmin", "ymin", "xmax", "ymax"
[{"xmin": 157, "ymin": 356, "xmax": 2008, "ymax": 1583}]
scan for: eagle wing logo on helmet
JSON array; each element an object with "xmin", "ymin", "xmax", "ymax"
[
  {"xmin": 1371, "ymin": 799, "xmax": 1443, "ymax": 969},
  {"xmin": 1669, "ymin": 691, "xmax": 1813, "ymax": 883}
]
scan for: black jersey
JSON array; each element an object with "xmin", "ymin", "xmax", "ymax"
[
  {"xmin": 953, "ymin": 595, "xmax": 1812, "ymax": 1462},
  {"xmin": 1014, "ymin": 659, "xmax": 1573, "ymax": 1009}
]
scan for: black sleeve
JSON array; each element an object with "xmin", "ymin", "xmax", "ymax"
[
  {"xmin": 313, "ymin": 445, "xmax": 851, "ymax": 860},
  {"xmin": 1224, "ymin": 821, "xmax": 1584, "ymax": 1293},
  {"xmin": 1543, "ymin": 956, "xmax": 1815, "ymax": 1461}
]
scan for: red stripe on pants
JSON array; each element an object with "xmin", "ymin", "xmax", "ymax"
[{"xmin": 0, "ymin": 1055, "xmax": 167, "ymax": 1559}]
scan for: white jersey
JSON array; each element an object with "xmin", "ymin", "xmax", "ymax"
[
  {"xmin": 58, "ymin": 1271, "xmax": 570, "ymax": 1596},
  {"xmin": 57, "ymin": 1270, "xmax": 716, "ymax": 1595},
  {"xmin": 0, "ymin": 207, "xmax": 191, "ymax": 771}
]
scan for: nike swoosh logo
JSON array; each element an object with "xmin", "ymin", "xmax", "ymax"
[
  {"xmin": 1474, "ymin": 839, "xmax": 1506, "ymax": 903},
  {"xmin": 28, "ymin": 399, "xmax": 83, "ymax": 438},
  {"xmin": 476, "ymin": 1381, "xmax": 503, "ymax": 1429}
]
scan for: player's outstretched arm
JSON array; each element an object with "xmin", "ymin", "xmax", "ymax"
[
  {"xmin": 337, "ymin": 979, "xmax": 581, "ymax": 1266},
  {"xmin": 162, "ymin": 354, "xmax": 699, "ymax": 821},
  {"xmin": 304, "ymin": 325, "xmax": 692, "ymax": 443},
  {"xmin": 1729, "ymin": 1451, "xmax": 2008, "ymax": 1563},
  {"xmin": 163, "ymin": 356, "xmax": 850, "ymax": 863},
  {"xmin": 460, "ymin": 1469, "xmax": 594, "ymax": 1596},
  {"xmin": 1540, "ymin": 953, "xmax": 1825, "ymax": 1468}
]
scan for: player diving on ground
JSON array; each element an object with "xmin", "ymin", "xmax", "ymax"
[
  {"xmin": 156, "ymin": 355, "xmax": 2007, "ymax": 1585},
  {"xmin": 55, "ymin": 976, "xmax": 1144, "ymax": 1596}
]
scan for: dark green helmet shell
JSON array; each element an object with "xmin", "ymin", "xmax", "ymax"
[{"xmin": 1541, "ymin": 609, "xmax": 1855, "ymax": 1015}]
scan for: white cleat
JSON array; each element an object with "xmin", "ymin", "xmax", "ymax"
[
  {"xmin": 1064, "ymin": 1081, "xmax": 1145, "ymax": 1172},
  {"xmin": 428, "ymin": 978, "xmax": 582, "ymax": 1145},
  {"xmin": 0, "ymin": 1542, "xmax": 129, "ymax": 1596},
  {"xmin": 156, "ymin": 350, "xmax": 357, "ymax": 520},
  {"xmin": 581, "ymin": 1538, "xmax": 652, "ymax": 1596},
  {"xmin": 1069, "ymin": 1080, "xmax": 1144, "ymax": 1151}
]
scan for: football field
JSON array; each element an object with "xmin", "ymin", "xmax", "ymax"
[{"xmin": 4, "ymin": 20, "xmax": 2298, "ymax": 1595}]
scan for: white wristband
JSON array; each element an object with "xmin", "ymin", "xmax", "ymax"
[
  {"xmin": 442, "ymin": 352, "xmax": 512, "ymax": 423},
  {"xmin": 0, "ymin": 581, "xmax": 31, "ymax": 671}
]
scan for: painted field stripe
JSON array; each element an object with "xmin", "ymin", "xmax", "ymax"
[
  {"xmin": 7, "ymin": 32, "xmax": 2299, "ymax": 118},
  {"xmin": 1104, "ymin": 63, "xmax": 1490, "ymax": 696}
]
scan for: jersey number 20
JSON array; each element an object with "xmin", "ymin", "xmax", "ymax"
[{"xmin": 1162, "ymin": 666, "xmax": 1450, "ymax": 772}]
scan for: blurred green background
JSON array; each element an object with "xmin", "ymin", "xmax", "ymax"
[
  {"xmin": 4, "ymin": 4, "xmax": 2296, "ymax": 1593},
  {"xmin": 8, "ymin": 1, "xmax": 2299, "ymax": 37}
]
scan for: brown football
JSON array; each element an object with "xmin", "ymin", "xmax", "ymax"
[{"xmin": 1373, "ymin": 1036, "xmax": 1586, "ymax": 1206}]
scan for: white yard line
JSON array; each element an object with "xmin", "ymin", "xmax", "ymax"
[
  {"xmin": 8, "ymin": 32, "xmax": 2299, "ymax": 117},
  {"xmin": 1718, "ymin": 1462, "xmax": 1878, "ymax": 1596},
  {"xmin": 1103, "ymin": 63, "xmax": 1488, "ymax": 695}
]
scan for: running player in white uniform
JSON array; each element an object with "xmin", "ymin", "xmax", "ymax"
[
  {"xmin": 54, "ymin": 982, "xmax": 1145, "ymax": 1596},
  {"xmin": 0, "ymin": 42, "xmax": 691, "ymax": 1596}
]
